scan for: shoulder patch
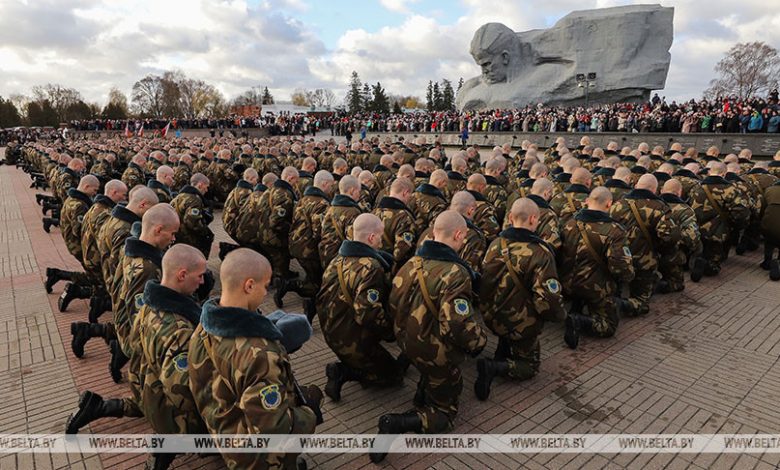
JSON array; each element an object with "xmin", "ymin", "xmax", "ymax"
[
  {"xmin": 259, "ymin": 384, "xmax": 281, "ymax": 410},
  {"xmin": 77, "ymin": 215, "xmax": 84, "ymax": 223},
  {"xmin": 134, "ymin": 293, "xmax": 145, "ymax": 310},
  {"xmin": 173, "ymin": 352, "xmax": 188, "ymax": 372},
  {"xmin": 623, "ymin": 246, "xmax": 632, "ymax": 258},
  {"xmin": 545, "ymin": 278, "xmax": 561, "ymax": 294},
  {"xmin": 366, "ymin": 288, "xmax": 380, "ymax": 305},
  {"xmin": 402, "ymin": 232, "xmax": 414, "ymax": 244},
  {"xmin": 277, "ymin": 207, "xmax": 286, "ymax": 217},
  {"xmin": 189, "ymin": 208, "xmax": 200, "ymax": 217},
  {"xmin": 453, "ymin": 298, "xmax": 470, "ymax": 316}
]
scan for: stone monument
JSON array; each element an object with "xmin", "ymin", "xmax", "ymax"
[{"xmin": 455, "ymin": 4, "xmax": 674, "ymax": 111}]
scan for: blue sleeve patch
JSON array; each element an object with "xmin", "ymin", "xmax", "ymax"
[
  {"xmin": 453, "ymin": 298, "xmax": 470, "ymax": 316},
  {"xmin": 173, "ymin": 352, "xmax": 188, "ymax": 372},
  {"xmin": 367, "ymin": 288, "xmax": 380, "ymax": 305},
  {"xmin": 259, "ymin": 384, "xmax": 281, "ymax": 410},
  {"xmin": 545, "ymin": 278, "xmax": 561, "ymax": 294}
]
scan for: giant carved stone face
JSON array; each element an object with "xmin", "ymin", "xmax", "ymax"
[{"xmin": 474, "ymin": 50, "xmax": 511, "ymax": 84}]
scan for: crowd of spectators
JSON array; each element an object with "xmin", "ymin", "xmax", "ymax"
[{"xmin": 56, "ymin": 90, "xmax": 780, "ymax": 138}]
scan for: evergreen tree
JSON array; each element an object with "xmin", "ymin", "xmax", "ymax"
[
  {"xmin": 432, "ymin": 82, "xmax": 443, "ymax": 111},
  {"xmin": 27, "ymin": 100, "xmax": 58, "ymax": 126},
  {"xmin": 0, "ymin": 97, "xmax": 22, "ymax": 127},
  {"xmin": 426, "ymin": 81, "xmax": 434, "ymax": 111},
  {"xmin": 441, "ymin": 79, "xmax": 455, "ymax": 111},
  {"xmin": 457, "ymin": 77, "xmax": 464, "ymax": 91},
  {"xmin": 347, "ymin": 71, "xmax": 363, "ymax": 113},
  {"xmin": 361, "ymin": 83, "xmax": 372, "ymax": 111},
  {"xmin": 392, "ymin": 100, "xmax": 403, "ymax": 114},
  {"xmin": 261, "ymin": 87, "xmax": 274, "ymax": 105},
  {"xmin": 370, "ymin": 82, "xmax": 390, "ymax": 113}
]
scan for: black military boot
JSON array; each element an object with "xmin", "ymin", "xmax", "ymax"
[
  {"xmin": 145, "ymin": 453, "xmax": 177, "ymax": 470},
  {"xmin": 109, "ymin": 340, "xmax": 128, "ymax": 383},
  {"xmin": 58, "ymin": 282, "xmax": 91, "ymax": 312},
  {"xmin": 44, "ymin": 267, "xmax": 64, "ymax": 293},
  {"xmin": 303, "ymin": 297, "xmax": 317, "ymax": 323},
  {"xmin": 564, "ymin": 313, "xmax": 581, "ymax": 349},
  {"xmin": 370, "ymin": 412, "xmax": 423, "ymax": 463},
  {"xmin": 412, "ymin": 376, "xmax": 427, "ymax": 407},
  {"xmin": 273, "ymin": 278, "xmax": 289, "ymax": 308},
  {"xmin": 42, "ymin": 217, "xmax": 59, "ymax": 233},
  {"xmin": 395, "ymin": 353, "xmax": 411, "ymax": 376},
  {"xmin": 88, "ymin": 294, "xmax": 109, "ymax": 323},
  {"xmin": 770, "ymin": 260, "xmax": 780, "ymax": 282},
  {"xmin": 690, "ymin": 257, "xmax": 706, "ymax": 283},
  {"xmin": 218, "ymin": 242, "xmax": 240, "ymax": 261},
  {"xmin": 761, "ymin": 245, "xmax": 774, "ymax": 270},
  {"xmin": 325, "ymin": 362, "xmax": 361, "ymax": 402},
  {"xmin": 70, "ymin": 322, "xmax": 107, "ymax": 358},
  {"xmin": 65, "ymin": 391, "xmax": 124, "ymax": 434},
  {"xmin": 42, "ymin": 201, "xmax": 55, "ymax": 215},
  {"xmin": 474, "ymin": 358, "xmax": 510, "ymax": 401}
]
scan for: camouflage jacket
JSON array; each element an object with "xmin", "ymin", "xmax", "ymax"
[
  {"xmin": 317, "ymin": 240, "xmax": 395, "ymax": 346},
  {"xmin": 746, "ymin": 168, "xmax": 778, "ymax": 196},
  {"xmin": 689, "ymin": 176, "xmax": 751, "ymax": 242},
  {"xmin": 171, "ymin": 186, "xmax": 214, "ymax": 257},
  {"xmin": 610, "ymin": 189, "xmax": 679, "ymax": 269},
  {"xmin": 55, "ymin": 167, "xmax": 80, "ymax": 202},
  {"xmin": 467, "ymin": 190, "xmax": 501, "ymax": 241},
  {"xmin": 762, "ymin": 183, "xmax": 780, "ymax": 242},
  {"xmin": 147, "ymin": 179, "xmax": 173, "ymax": 204},
  {"xmin": 372, "ymin": 165, "xmax": 394, "ymax": 190},
  {"xmin": 407, "ymin": 183, "xmax": 448, "ymax": 233},
  {"xmin": 444, "ymin": 171, "xmax": 468, "ymax": 200},
  {"xmin": 189, "ymin": 300, "xmax": 317, "ymax": 470},
  {"xmin": 121, "ymin": 162, "xmax": 146, "ymax": 190},
  {"xmin": 295, "ymin": 171, "xmax": 314, "ymax": 200},
  {"xmin": 391, "ymin": 240, "xmax": 487, "ymax": 368},
  {"xmin": 660, "ymin": 193, "xmax": 702, "ymax": 262},
  {"xmin": 320, "ymin": 194, "xmax": 363, "ymax": 268},
  {"xmin": 549, "ymin": 183, "xmax": 590, "ymax": 227},
  {"xmin": 725, "ymin": 172, "xmax": 761, "ymax": 217},
  {"xmin": 289, "ymin": 186, "xmax": 330, "ymax": 261},
  {"xmin": 527, "ymin": 194, "xmax": 562, "ymax": 252},
  {"xmin": 97, "ymin": 205, "xmax": 141, "ymax": 297},
  {"xmin": 134, "ymin": 280, "xmax": 206, "ymax": 434},
  {"xmin": 258, "ymin": 179, "xmax": 297, "ymax": 249},
  {"xmin": 480, "ymin": 227, "xmax": 565, "ymax": 341},
  {"xmin": 192, "ymin": 157, "xmax": 211, "ymax": 177},
  {"xmin": 768, "ymin": 161, "xmax": 780, "ymax": 179},
  {"xmin": 559, "ymin": 209, "xmax": 635, "ymax": 295},
  {"xmin": 80, "ymin": 195, "xmax": 116, "ymax": 275},
  {"xmin": 208, "ymin": 160, "xmax": 239, "ymax": 202},
  {"xmin": 484, "ymin": 175, "xmax": 509, "ymax": 224},
  {"xmin": 60, "ymin": 188, "xmax": 92, "ymax": 262},
  {"xmin": 551, "ymin": 172, "xmax": 572, "ymax": 195},
  {"xmin": 172, "ymin": 163, "xmax": 191, "ymax": 192},
  {"xmin": 222, "ymin": 180, "xmax": 254, "ymax": 240},
  {"xmin": 233, "ymin": 185, "xmax": 268, "ymax": 247},
  {"xmin": 251, "ymin": 155, "xmax": 282, "ymax": 177},
  {"xmin": 593, "ymin": 167, "xmax": 616, "ymax": 187},
  {"xmin": 371, "ymin": 196, "xmax": 417, "ymax": 272},
  {"xmin": 417, "ymin": 219, "xmax": 487, "ymax": 274},
  {"xmin": 672, "ymin": 169, "xmax": 702, "ymax": 201},
  {"xmin": 112, "ymin": 237, "xmax": 163, "ymax": 349}
]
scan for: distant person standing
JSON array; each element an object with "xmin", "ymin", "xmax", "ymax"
[
  {"xmin": 360, "ymin": 125, "xmax": 367, "ymax": 141},
  {"xmin": 345, "ymin": 128, "xmax": 353, "ymax": 145},
  {"xmin": 460, "ymin": 126, "xmax": 469, "ymax": 146}
]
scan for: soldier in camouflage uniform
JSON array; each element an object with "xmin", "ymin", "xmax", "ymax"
[
  {"xmin": 672, "ymin": 162, "xmax": 702, "ymax": 201},
  {"xmin": 69, "ymin": 180, "xmax": 128, "ymax": 358},
  {"xmin": 762, "ymin": 179, "xmax": 780, "ymax": 280},
  {"xmin": 147, "ymin": 165, "xmax": 175, "ymax": 203},
  {"xmin": 466, "ymin": 174, "xmax": 501, "ymax": 240},
  {"xmin": 372, "ymin": 211, "xmax": 486, "ymax": 462},
  {"xmin": 745, "ymin": 162, "xmax": 778, "ymax": 252},
  {"xmin": 560, "ymin": 187, "xmax": 635, "ymax": 349},
  {"xmin": 259, "ymin": 167, "xmax": 299, "ymax": 289},
  {"xmin": 44, "ymin": 175, "xmax": 100, "ymax": 311},
  {"xmin": 407, "ymin": 169, "xmax": 449, "ymax": 233},
  {"xmin": 207, "ymin": 149, "xmax": 239, "ymax": 202},
  {"xmin": 609, "ymin": 175, "xmax": 679, "ymax": 316},
  {"xmin": 134, "ymin": 244, "xmax": 208, "ymax": 469},
  {"xmin": 219, "ymin": 168, "xmax": 258, "ymax": 259},
  {"xmin": 170, "ymin": 173, "xmax": 214, "ymax": 258},
  {"xmin": 372, "ymin": 177, "xmax": 418, "ymax": 273},
  {"xmin": 603, "ymin": 167, "xmax": 633, "ymax": 201},
  {"xmin": 318, "ymin": 214, "xmax": 405, "ymax": 402},
  {"xmin": 550, "ymin": 168, "xmax": 592, "ymax": 228},
  {"xmin": 63, "ymin": 205, "xmax": 175, "ymax": 436},
  {"xmin": 444, "ymin": 157, "xmax": 468, "ymax": 200},
  {"xmin": 475, "ymin": 198, "xmax": 565, "ymax": 400},
  {"xmin": 482, "ymin": 157, "xmax": 509, "ymax": 224},
  {"xmin": 689, "ymin": 162, "xmax": 751, "ymax": 280},
  {"xmin": 658, "ymin": 179, "xmax": 702, "ymax": 293},
  {"xmin": 189, "ymin": 250, "xmax": 322, "ymax": 470},
  {"xmin": 319, "ymin": 175, "xmax": 364, "ymax": 269},
  {"xmin": 525, "ymin": 178, "xmax": 562, "ymax": 252},
  {"xmin": 172, "ymin": 155, "xmax": 192, "ymax": 192},
  {"xmin": 284, "ymin": 170, "xmax": 335, "ymax": 320},
  {"xmin": 121, "ymin": 155, "xmax": 147, "ymax": 190}
]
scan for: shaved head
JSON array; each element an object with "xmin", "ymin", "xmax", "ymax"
[
  {"xmin": 161, "ymin": 243, "xmax": 207, "ymax": 296},
  {"xmin": 141, "ymin": 203, "xmax": 179, "ymax": 233},
  {"xmin": 104, "ymin": 179, "xmax": 128, "ymax": 203},
  {"xmin": 636, "ymin": 174, "xmax": 658, "ymax": 193},
  {"xmin": 531, "ymin": 177, "xmax": 554, "ymax": 200},
  {"xmin": 614, "ymin": 167, "xmax": 632, "ymax": 183},
  {"xmin": 509, "ymin": 198, "xmax": 539, "ymax": 228},
  {"xmin": 338, "ymin": 175, "xmax": 360, "ymax": 195},
  {"xmin": 77, "ymin": 174, "xmax": 100, "ymax": 196},
  {"xmin": 433, "ymin": 210, "xmax": 467, "ymax": 240},
  {"xmin": 127, "ymin": 186, "xmax": 159, "ymax": 215},
  {"xmin": 587, "ymin": 186, "xmax": 613, "ymax": 209},
  {"xmin": 262, "ymin": 173, "xmax": 278, "ymax": 186},
  {"xmin": 243, "ymin": 168, "xmax": 259, "ymax": 184},
  {"xmin": 450, "ymin": 191, "xmax": 476, "ymax": 217},
  {"xmin": 571, "ymin": 168, "xmax": 592, "ymax": 186},
  {"xmin": 220, "ymin": 248, "xmax": 272, "ymax": 311},
  {"xmin": 353, "ymin": 213, "xmax": 384, "ymax": 248},
  {"xmin": 661, "ymin": 178, "xmax": 682, "ymax": 197},
  {"xmin": 430, "ymin": 169, "xmax": 448, "ymax": 187}
]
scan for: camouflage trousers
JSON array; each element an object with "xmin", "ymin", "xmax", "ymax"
[
  {"xmin": 659, "ymin": 261, "xmax": 685, "ymax": 291},
  {"xmin": 261, "ymin": 241, "xmax": 291, "ymax": 280},
  {"xmin": 495, "ymin": 336, "xmax": 540, "ymax": 381},
  {"xmin": 327, "ymin": 334, "xmax": 401, "ymax": 385},
  {"xmin": 122, "ymin": 350, "xmax": 144, "ymax": 418},
  {"xmin": 296, "ymin": 257, "xmax": 324, "ymax": 298},
  {"xmin": 412, "ymin": 361, "xmax": 463, "ymax": 433},
  {"xmin": 571, "ymin": 288, "xmax": 620, "ymax": 338},
  {"xmin": 626, "ymin": 269, "xmax": 658, "ymax": 316}
]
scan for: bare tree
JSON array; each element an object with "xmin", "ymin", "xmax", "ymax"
[
  {"xmin": 132, "ymin": 75, "xmax": 165, "ymax": 118},
  {"xmin": 705, "ymin": 42, "xmax": 780, "ymax": 100},
  {"xmin": 31, "ymin": 84, "xmax": 83, "ymax": 122}
]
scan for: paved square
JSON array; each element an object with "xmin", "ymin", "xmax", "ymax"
[{"xmin": 2, "ymin": 149, "xmax": 780, "ymax": 469}]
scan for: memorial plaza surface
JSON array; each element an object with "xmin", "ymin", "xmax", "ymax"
[{"xmin": 2, "ymin": 148, "xmax": 780, "ymax": 470}]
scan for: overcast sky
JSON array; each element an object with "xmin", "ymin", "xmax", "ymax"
[{"xmin": 1, "ymin": 0, "xmax": 778, "ymax": 107}]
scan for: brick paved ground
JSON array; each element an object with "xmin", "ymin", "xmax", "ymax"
[{"xmin": 2, "ymin": 147, "xmax": 780, "ymax": 469}]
